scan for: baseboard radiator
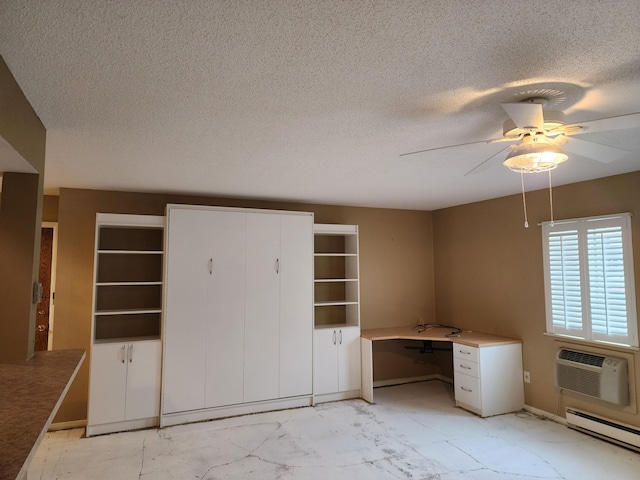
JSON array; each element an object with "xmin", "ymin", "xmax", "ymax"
[
  {"xmin": 566, "ymin": 408, "xmax": 640, "ymax": 452},
  {"xmin": 555, "ymin": 348, "xmax": 629, "ymax": 405}
]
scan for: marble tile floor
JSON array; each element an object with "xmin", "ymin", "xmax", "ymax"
[{"xmin": 29, "ymin": 381, "xmax": 640, "ymax": 480}]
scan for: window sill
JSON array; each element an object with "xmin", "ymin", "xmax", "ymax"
[{"xmin": 543, "ymin": 332, "xmax": 639, "ymax": 353}]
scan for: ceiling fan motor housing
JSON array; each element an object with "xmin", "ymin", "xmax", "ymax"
[{"xmin": 503, "ymin": 109, "xmax": 566, "ymax": 137}]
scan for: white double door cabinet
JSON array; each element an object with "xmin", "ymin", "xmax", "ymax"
[
  {"xmin": 88, "ymin": 340, "xmax": 162, "ymax": 427},
  {"xmin": 314, "ymin": 326, "xmax": 361, "ymax": 395},
  {"xmin": 163, "ymin": 207, "xmax": 313, "ymax": 415}
]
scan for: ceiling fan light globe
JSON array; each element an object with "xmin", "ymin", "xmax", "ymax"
[{"xmin": 503, "ymin": 143, "xmax": 568, "ymax": 173}]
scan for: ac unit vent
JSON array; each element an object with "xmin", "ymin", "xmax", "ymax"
[
  {"xmin": 555, "ymin": 348, "xmax": 629, "ymax": 406},
  {"xmin": 556, "ymin": 363, "xmax": 601, "ymax": 397},
  {"xmin": 557, "ymin": 349, "xmax": 604, "ymax": 367}
]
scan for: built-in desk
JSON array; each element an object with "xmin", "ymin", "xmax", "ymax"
[{"xmin": 361, "ymin": 326, "xmax": 524, "ymax": 417}]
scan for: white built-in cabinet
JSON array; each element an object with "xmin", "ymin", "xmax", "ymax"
[
  {"xmin": 88, "ymin": 341, "xmax": 162, "ymax": 429},
  {"xmin": 161, "ymin": 208, "xmax": 244, "ymax": 413},
  {"xmin": 453, "ymin": 342, "xmax": 524, "ymax": 417},
  {"xmin": 162, "ymin": 205, "xmax": 313, "ymax": 426},
  {"xmin": 87, "ymin": 214, "xmax": 164, "ymax": 437},
  {"xmin": 313, "ymin": 224, "xmax": 361, "ymax": 402},
  {"xmin": 314, "ymin": 326, "xmax": 361, "ymax": 395}
]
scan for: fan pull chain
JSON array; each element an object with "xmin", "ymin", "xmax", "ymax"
[
  {"xmin": 521, "ymin": 171, "xmax": 529, "ymax": 228},
  {"xmin": 549, "ymin": 169, "xmax": 554, "ymax": 227}
]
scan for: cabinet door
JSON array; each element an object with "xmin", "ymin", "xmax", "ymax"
[
  {"xmin": 338, "ymin": 327, "xmax": 361, "ymax": 392},
  {"xmin": 163, "ymin": 208, "xmax": 210, "ymax": 414},
  {"xmin": 88, "ymin": 343, "xmax": 127, "ymax": 425},
  {"xmin": 125, "ymin": 340, "xmax": 162, "ymax": 420},
  {"xmin": 279, "ymin": 214, "xmax": 313, "ymax": 398},
  {"xmin": 313, "ymin": 329, "xmax": 339, "ymax": 395},
  {"xmin": 244, "ymin": 213, "xmax": 281, "ymax": 402},
  {"xmin": 205, "ymin": 211, "xmax": 246, "ymax": 408}
]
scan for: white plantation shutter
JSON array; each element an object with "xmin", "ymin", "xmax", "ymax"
[
  {"xmin": 548, "ymin": 230, "xmax": 583, "ymax": 334},
  {"xmin": 542, "ymin": 213, "xmax": 637, "ymax": 347},
  {"xmin": 587, "ymin": 222, "xmax": 629, "ymax": 342}
]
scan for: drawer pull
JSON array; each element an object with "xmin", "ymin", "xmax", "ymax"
[
  {"xmin": 460, "ymin": 386, "xmax": 473, "ymax": 393},
  {"xmin": 460, "ymin": 364, "xmax": 471, "ymax": 369},
  {"xmin": 459, "ymin": 349, "xmax": 471, "ymax": 355}
]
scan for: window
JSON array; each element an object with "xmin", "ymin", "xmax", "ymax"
[{"xmin": 542, "ymin": 213, "xmax": 638, "ymax": 348}]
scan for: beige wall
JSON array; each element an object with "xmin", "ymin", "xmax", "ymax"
[
  {"xmin": 0, "ymin": 56, "xmax": 46, "ymax": 172},
  {"xmin": 53, "ymin": 188, "xmax": 435, "ymax": 422},
  {"xmin": 43, "ymin": 195, "xmax": 59, "ymax": 222},
  {"xmin": 0, "ymin": 56, "xmax": 46, "ymax": 361},
  {"xmin": 433, "ymin": 171, "xmax": 640, "ymax": 427},
  {"xmin": 51, "ymin": 171, "xmax": 640, "ymax": 427}
]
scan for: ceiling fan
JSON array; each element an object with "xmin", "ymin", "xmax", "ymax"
[{"xmin": 401, "ymin": 98, "xmax": 640, "ymax": 175}]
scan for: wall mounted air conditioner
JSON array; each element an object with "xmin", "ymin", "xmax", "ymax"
[{"xmin": 554, "ymin": 348, "xmax": 629, "ymax": 406}]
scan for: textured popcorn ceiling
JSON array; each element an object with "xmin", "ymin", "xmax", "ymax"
[{"xmin": 1, "ymin": 0, "xmax": 639, "ymax": 210}]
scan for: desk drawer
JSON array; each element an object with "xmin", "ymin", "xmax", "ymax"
[
  {"xmin": 455, "ymin": 372, "xmax": 481, "ymax": 410},
  {"xmin": 454, "ymin": 357, "xmax": 479, "ymax": 378},
  {"xmin": 453, "ymin": 343, "xmax": 479, "ymax": 363}
]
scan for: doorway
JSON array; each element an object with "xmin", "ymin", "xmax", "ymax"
[{"xmin": 36, "ymin": 223, "xmax": 58, "ymax": 351}]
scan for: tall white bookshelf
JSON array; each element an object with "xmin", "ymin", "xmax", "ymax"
[
  {"xmin": 313, "ymin": 224, "xmax": 360, "ymax": 328},
  {"xmin": 87, "ymin": 213, "xmax": 164, "ymax": 436},
  {"xmin": 313, "ymin": 224, "xmax": 361, "ymax": 401}
]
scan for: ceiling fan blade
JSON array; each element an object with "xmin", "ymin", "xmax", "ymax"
[
  {"xmin": 501, "ymin": 103, "xmax": 544, "ymax": 130},
  {"xmin": 487, "ymin": 134, "xmax": 523, "ymax": 144},
  {"xmin": 400, "ymin": 139, "xmax": 494, "ymax": 157},
  {"xmin": 400, "ymin": 134, "xmax": 518, "ymax": 157},
  {"xmin": 560, "ymin": 112, "xmax": 640, "ymax": 136},
  {"xmin": 562, "ymin": 136, "xmax": 631, "ymax": 163},
  {"xmin": 464, "ymin": 145, "xmax": 512, "ymax": 176}
]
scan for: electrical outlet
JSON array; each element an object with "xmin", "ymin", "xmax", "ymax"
[{"xmin": 524, "ymin": 371, "xmax": 531, "ymax": 383}]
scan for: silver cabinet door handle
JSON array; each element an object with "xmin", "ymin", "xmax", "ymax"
[
  {"xmin": 339, "ymin": 329, "xmax": 343, "ymax": 345},
  {"xmin": 460, "ymin": 386, "xmax": 473, "ymax": 392},
  {"xmin": 276, "ymin": 258, "xmax": 280, "ymax": 274},
  {"xmin": 209, "ymin": 258, "xmax": 213, "ymax": 275},
  {"xmin": 121, "ymin": 344, "xmax": 126, "ymax": 364},
  {"xmin": 332, "ymin": 330, "xmax": 336, "ymax": 345},
  {"xmin": 459, "ymin": 349, "xmax": 471, "ymax": 355},
  {"xmin": 129, "ymin": 344, "xmax": 133, "ymax": 363},
  {"xmin": 460, "ymin": 364, "xmax": 471, "ymax": 370}
]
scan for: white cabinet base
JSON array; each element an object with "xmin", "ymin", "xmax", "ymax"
[
  {"xmin": 86, "ymin": 416, "xmax": 158, "ymax": 437},
  {"xmin": 313, "ymin": 326, "xmax": 361, "ymax": 402},
  {"xmin": 453, "ymin": 342, "xmax": 524, "ymax": 418},
  {"xmin": 313, "ymin": 390, "xmax": 361, "ymax": 404},
  {"xmin": 160, "ymin": 395, "xmax": 313, "ymax": 427},
  {"xmin": 87, "ymin": 340, "xmax": 162, "ymax": 437}
]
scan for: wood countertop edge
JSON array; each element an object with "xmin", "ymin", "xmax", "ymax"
[{"xmin": 360, "ymin": 326, "xmax": 522, "ymax": 347}]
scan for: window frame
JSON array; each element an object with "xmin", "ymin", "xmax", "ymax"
[{"xmin": 541, "ymin": 213, "xmax": 638, "ymax": 348}]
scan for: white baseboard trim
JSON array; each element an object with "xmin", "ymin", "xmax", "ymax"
[
  {"xmin": 314, "ymin": 390, "xmax": 361, "ymax": 404},
  {"xmin": 48, "ymin": 419, "xmax": 87, "ymax": 432},
  {"xmin": 523, "ymin": 404, "xmax": 568, "ymax": 425},
  {"xmin": 161, "ymin": 396, "xmax": 313, "ymax": 427},
  {"xmin": 373, "ymin": 374, "xmax": 453, "ymax": 388},
  {"xmin": 86, "ymin": 417, "xmax": 158, "ymax": 437}
]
